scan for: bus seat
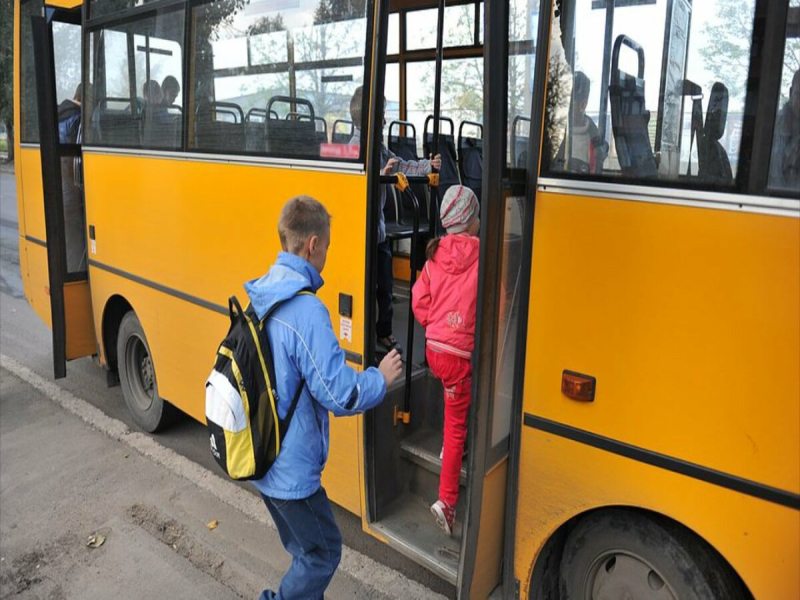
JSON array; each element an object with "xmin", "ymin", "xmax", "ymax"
[
  {"xmin": 245, "ymin": 108, "xmax": 268, "ymax": 152},
  {"xmin": 194, "ymin": 101, "xmax": 245, "ymax": 153},
  {"xmin": 94, "ymin": 98, "xmax": 141, "ymax": 146},
  {"xmin": 458, "ymin": 120, "xmax": 483, "ymax": 203},
  {"xmin": 332, "ymin": 119, "xmax": 354, "ymax": 144},
  {"xmin": 608, "ymin": 35, "xmax": 657, "ymax": 179},
  {"xmin": 290, "ymin": 114, "xmax": 329, "ymax": 146},
  {"xmin": 511, "ymin": 115, "xmax": 530, "ymax": 169},
  {"xmin": 699, "ymin": 82, "xmax": 733, "ymax": 185},
  {"xmin": 142, "ymin": 109, "xmax": 180, "ymax": 149},
  {"xmin": 265, "ymin": 96, "xmax": 318, "ymax": 157}
]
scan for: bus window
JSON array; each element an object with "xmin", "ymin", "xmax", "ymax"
[
  {"xmin": 406, "ymin": 4, "xmax": 480, "ymax": 52},
  {"xmin": 507, "ymin": 0, "xmax": 538, "ymax": 169},
  {"xmin": 19, "ymin": 0, "xmax": 42, "ymax": 143},
  {"xmin": 86, "ymin": 7, "xmax": 185, "ymax": 150},
  {"xmin": 188, "ymin": 0, "xmax": 369, "ymax": 160},
  {"xmin": 768, "ymin": 0, "xmax": 800, "ymax": 196},
  {"xmin": 543, "ymin": 0, "xmax": 757, "ymax": 190}
]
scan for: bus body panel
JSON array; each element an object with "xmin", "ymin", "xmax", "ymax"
[
  {"xmin": 82, "ymin": 152, "xmax": 367, "ymax": 516},
  {"xmin": 21, "ymin": 240, "xmax": 52, "ymax": 328},
  {"xmin": 526, "ymin": 192, "xmax": 799, "ymax": 491},
  {"xmin": 15, "ymin": 148, "xmax": 51, "ymax": 324},
  {"xmin": 515, "ymin": 428, "xmax": 799, "ymax": 600},
  {"xmin": 516, "ymin": 191, "xmax": 799, "ymax": 597}
]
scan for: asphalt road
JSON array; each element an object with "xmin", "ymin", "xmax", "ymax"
[{"xmin": 0, "ymin": 164, "xmax": 455, "ymax": 599}]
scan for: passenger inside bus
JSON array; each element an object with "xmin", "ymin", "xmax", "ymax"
[
  {"xmin": 161, "ymin": 75, "xmax": 180, "ymax": 107},
  {"xmin": 557, "ymin": 71, "xmax": 607, "ymax": 174},
  {"xmin": 770, "ymin": 69, "xmax": 800, "ymax": 193},
  {"xmin": 348, "ymin": 86, "xmax": 441, "ymax": 357}
]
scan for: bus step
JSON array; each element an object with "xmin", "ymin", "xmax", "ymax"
[
  {"xmin": 400, "ymin": 428, "xmax": 467, "ymax": 486},
  {"xmin": 371, "ymin": 491, "xmax": 461, "ymax": 584}
]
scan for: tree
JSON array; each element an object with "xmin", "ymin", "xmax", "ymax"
[
  {"xmin": 247, "ymin": 13, "xmax": 285, "ymax": 36},
  {"xmin": 698, "ymin": 0, "xmax": 756, "ymax": 102},
  {"xmin": 0, "ymin": 0, "xmax": 14, "ymax": 161}
]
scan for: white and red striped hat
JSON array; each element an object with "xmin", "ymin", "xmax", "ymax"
[{"xmin": 440, "ymin": 185, "xmax": 479, "ymax": 233}]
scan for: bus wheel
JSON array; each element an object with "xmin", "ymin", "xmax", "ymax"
[
  {"xmin": 117, "ymin": 311, "xmax": 176, "ymax": 433},
  {"xmin": 559, "ymin": 509, "xmax": 747, "ymax": 600}
]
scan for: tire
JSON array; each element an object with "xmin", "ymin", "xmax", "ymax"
[
  {"xmin": 117, "ymin": 311, "xmax": 176, "ymax": 433},
  {"xmin": 560, "ymin": 509, "xmax": 747, "ymax": 600}
]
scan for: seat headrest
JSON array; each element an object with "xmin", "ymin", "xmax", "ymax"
[{"xmin": 704, "ymin": 82, "xmax": 729, "ymax": 142}]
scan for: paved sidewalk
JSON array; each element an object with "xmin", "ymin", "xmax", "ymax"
[{"xmin": 0, "ymin": 356, "xmax": 445, "ymax": 600}]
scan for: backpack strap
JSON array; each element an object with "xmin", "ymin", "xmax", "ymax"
[
  {"xmin": 261, "ymin": 288, "xmax": 315, "ymax": 441},
  {"xmin": 228, "ymin": 296, "xmax": 245, "ymax": 325}
]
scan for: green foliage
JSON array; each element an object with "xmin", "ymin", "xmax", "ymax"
[
  {"xmin": 0, "ymin": 0, "xmax": 14, "ymax": 145},
  {"xmin": 699, "ymin": 0, "xmax": 756, "ymax": 101},
  {"xmin": 314, "ymin": 0, "xmax": 366, "ymax": 25},
  {"xmin": 247, "ymin": 13, "xmax": 285, "ymax": 36}
]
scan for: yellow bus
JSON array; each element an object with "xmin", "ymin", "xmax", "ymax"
[{"xmin": 14, "ymin": 0, "xmax": 799, "ymax": 597}]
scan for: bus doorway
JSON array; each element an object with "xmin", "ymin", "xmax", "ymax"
[
  {"xmin": 362, "ymin": 2, "xmax": 545, "ymax": 597},
  {"xmin": 31, "ymin": 3, "xmax": 95, "ymax": 379}
]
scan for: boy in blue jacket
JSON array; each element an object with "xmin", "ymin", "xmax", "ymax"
[{"xmin": 245, "ymin": 195, "xmax": 402, "ymax": 600}]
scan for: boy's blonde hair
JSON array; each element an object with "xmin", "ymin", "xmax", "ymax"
[{"xmin": 278, "ymin": 196, "xmax": 332, "ymax": 253}]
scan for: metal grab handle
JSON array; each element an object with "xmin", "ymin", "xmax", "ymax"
[{"xmin": 611, "ymin": 34, "xmax": 645, "ymax": 80}]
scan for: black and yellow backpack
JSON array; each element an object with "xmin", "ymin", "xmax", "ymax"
[{"xmin": 204, "ymin": 292, "xmax": 309, "ymax": 481}]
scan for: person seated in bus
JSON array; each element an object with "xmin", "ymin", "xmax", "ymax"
[
  {"xmin": 411, "ymin": 185, "xmax": 480, "ymax": 537},
  {"xmin": 769, "ymin": 69, "xmax": 800, "ymax": 192},
  {"xmin": 142, "ymin": 80, "xmax": 163, "ymax": 108},
  {"xmin": 556, "ymin": 71, "xmax": 607, "ymax": 174},
  {"xmin": 160, "ymin": 75, "xmax": 180, "ymax": 107},
  {"xmin": 245, "ymin": 195, "xmax": 402, "ymax": 600},
  {"xmin": 348, "ymin": 85, "xmax": 441, "ymax": 356}
]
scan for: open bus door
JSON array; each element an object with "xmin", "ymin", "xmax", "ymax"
[
  {"xmin": 31, "ymin": 6, "xmax": 96, "ymax": 379},
  {"xmin": 363, "ymin": 1, "xmax": 548, "ymax": 597}
]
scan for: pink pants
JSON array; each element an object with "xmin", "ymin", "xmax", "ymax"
[{"xmin": 426, "ymin": 347, "xmax": 472, "ymax": 508}]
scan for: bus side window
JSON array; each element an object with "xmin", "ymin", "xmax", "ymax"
[
  {"xmin": 542, "ymin": 0, "xmax": 757, "ymax": 192},
  {"xmin": 768, "ymin": 1, "xmax": 800, "ymax": 196},
  {"xmin": 86, "ymin": 8, "xmax": 185, "ymax": 151},
  {"xmin": 188, "ymin": 0, "xmax": 369, "ymax": 162}
]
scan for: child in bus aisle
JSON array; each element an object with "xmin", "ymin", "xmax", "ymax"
[
  {"xmin": 411, "ymin": 185, "xmax": 480, "ymax": 536},
  {"xmin": 348, "ymin": 86, "xmax": 441, "ymax": 356}
]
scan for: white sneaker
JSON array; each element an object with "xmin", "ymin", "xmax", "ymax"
[{"xmin": 431, "ymin": 500, "xmax": 455, "ymax": 536}]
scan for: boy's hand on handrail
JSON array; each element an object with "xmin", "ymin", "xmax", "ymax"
[
  {"xmin": 379, "ymin": 349, "xmax": 403, "ymax": 388},
  {"xmin": 430, "ymin": 154, "xmax": 442, "ymax": 170}
]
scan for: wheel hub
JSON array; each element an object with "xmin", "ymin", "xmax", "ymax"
[{"xmin": 588, "ymin": 553, "xmax": 677, "ymax": 600}]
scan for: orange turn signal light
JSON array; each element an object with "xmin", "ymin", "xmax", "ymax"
[{"xmin": 561, "ymin": 370, "xmax": 596, "ymax": 402}]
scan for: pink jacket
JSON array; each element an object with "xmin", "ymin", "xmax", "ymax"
[{"xmin": 412, "ymin": 234, "xmax": 480, "ymax": 359}]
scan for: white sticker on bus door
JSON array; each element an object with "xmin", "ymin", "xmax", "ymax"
[{"xmin": 340, "ymin": 317, "xmax": 352, "ymax": 342}]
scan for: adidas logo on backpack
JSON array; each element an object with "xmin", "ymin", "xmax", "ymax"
[{"xmin": 204, "ymin": 292, "xmax": 310, "ymax": 481}]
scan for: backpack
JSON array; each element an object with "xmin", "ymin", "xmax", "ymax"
[{"xmin": 205, "ymin": 292, "xmax": 310, "ymax": 480}]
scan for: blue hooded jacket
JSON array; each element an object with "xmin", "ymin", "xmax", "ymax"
[{"xmin": 245, "ymin": 252, "xmax": 386, "ymax": 500}]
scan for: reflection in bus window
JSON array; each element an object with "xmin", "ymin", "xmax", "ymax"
[
  {"xmin": 542, "ymin": 0, "xmax": 756, "ymax": 190},
  {"xmin": 189, "ymin": 0, "xmax": 370, "ymax": 160},
  {"xmin": 769, "ymin": 0, "xmax": 800, "ymax": 195},
  {"xmin": 507, "ymin": 0, "xmax": 539, "ymax": 169}
]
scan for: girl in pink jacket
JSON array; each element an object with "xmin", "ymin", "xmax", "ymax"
[{"xmin": 412, "ymin": 185, "xmax": 480, "ymax": 536}]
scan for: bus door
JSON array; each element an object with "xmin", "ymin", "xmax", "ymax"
[{"xmin": 31, "ymin": 5, "xmax": 96, "ymax": 379}]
